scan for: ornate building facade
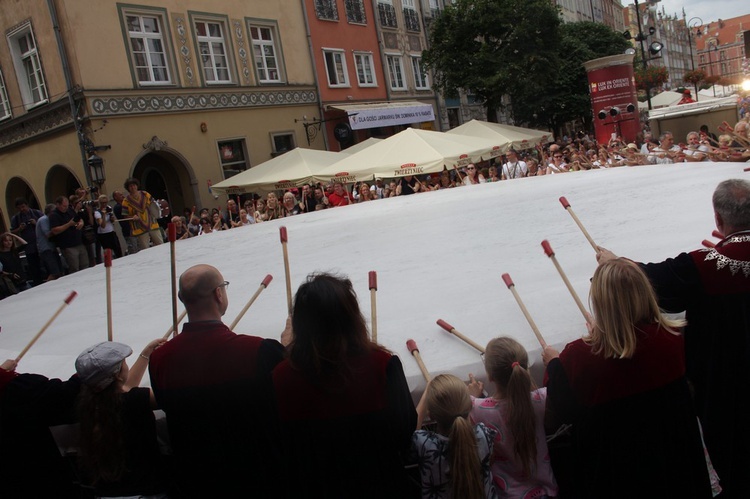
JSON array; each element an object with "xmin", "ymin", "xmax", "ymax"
[{"xmin": 0, "ymin": 0, "xmax": 321, "ymax": 227}]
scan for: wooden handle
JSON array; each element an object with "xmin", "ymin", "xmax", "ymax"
[
  {"xmin": 436, "ymin": 319, "xmax": 485, "ymax": 353},
  {"xmin": 506, "ymin": 283, "xmax": 548, "ymax": 348},
  {"xmin": 561, "ymin": 198, "xmax": 598, "ymax": 252},
  {"xmin": 712, "ymin": 230, "xmax": 723, "ymax": 239},
  {"xmin": 543, "ymin": 240, "xmax": 589, "ymax": 320},
  {"xmin": 407, "ymin": 339, "xmax": 431, "ymax": 381},
  {"xmin": 169, "ymin": 224, "xmax": 178, "ymax": 339},
  {"xmin": 229, "ymin": 276, "xmax": 273, "ymax": 330},
  {"xmin": 105, "ymin": 250, "xmax": 113, "ymax": 342},
  {"xmin": 15, "ymin": 291, "xmax": 77, "ymax": 363},
  {"xmin": 702, "ymin": 239, "xmax": 716, "ymax": 248},
  {"xmin": 163, "ymin": 310, "xmax": 187, "ymax": 339},
  {"xmin": 280, "ymin": 229, "xmax": 292, "ymax": 315}
]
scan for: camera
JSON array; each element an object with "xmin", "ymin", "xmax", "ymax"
[
  {"xmin": 106, "ymin": 205, "xmax": 113, "ymax": 213},
  {"xmin": 87, "ymin": 185, "xmax": 99, "ymax": 194}
]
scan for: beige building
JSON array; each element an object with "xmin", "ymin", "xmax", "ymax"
[{"xmin": 0, "ymin": 0, "xmax": 321, "ymax": 229}]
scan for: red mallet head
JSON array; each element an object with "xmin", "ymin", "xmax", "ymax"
[
  {"xmin": 436, "ymin": 319, "xmax": 454, "ymax": 332},
  {"xmin": 261, "ymin": 274, "xmax": 273, "ymax": 287},
  {"xmin": 65, "ymin": 291, "xmax": 78, "ymax": 304},
  {"xmin": 559, "ymin": 196, "xmax": 571, "ymax": 209},
  {"xmin": 168, "ymin": 222, "xmax": 177, "ymax": 243},
  {"xmin": 744, "ymin": 167, "xmax": 750, "ymax": 172},
  {"xmin": 541, "ymin": 239, "xmax": 555, "ymax": 257},
  {"xmin": 104, "ymin": 249, "xmax": 113, "ymax": 267},
  {"xmin": 702, "ymin": 239, "xmax": 716, "ymax": 249},
  {"xmin": 502, "ymin": 273, "xmax": 514, "ymax": 288},
  {"xmin": 369, "ymin": 271, "xmax": 377, "ymax": 290},
  {"xmin": 406, "ymin": 339, "xmax": 419, "ymax": 354},
  {"xmin": 279, "ymin": 226, "xmax": 288, "ymax": 243}
]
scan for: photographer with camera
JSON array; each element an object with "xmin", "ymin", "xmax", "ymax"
[
  {"xmin": 94, "ymin": 194, "xmax": 122, "ymax": 258},
  {"xmin": 10, "ymin": 198, "xmax": 43, "ymax": 286},
  {"xmin": 70, "ymin": 194, "xmax": 97, "ymax": 267},
  {"xmin": 49, "ymin": 196, "xmax": 87, "ymax": 274}
]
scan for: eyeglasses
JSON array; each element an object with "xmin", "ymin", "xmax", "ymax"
[
  {"xmin": 217, "ymin": 281, "xmax": 229, "ymax": 290},
  {"xmin": 554, "ymin": 155, "xmax": 563, "ymax": 158},
  {"xmin": 467, "ymin": 166, "xmax": 475, "ymax": 170}
]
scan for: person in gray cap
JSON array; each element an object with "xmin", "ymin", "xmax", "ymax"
[{"xmin": 75, "ymin": 339, "xmax": 166, "ymax": 497}]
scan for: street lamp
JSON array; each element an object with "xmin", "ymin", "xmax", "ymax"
[
  {"xmin": 686, "ymin": 17, "xmax": 702, "ymax": 101},
  {"xmin": 632, "ymin": 0, "xmax": 662, "ymax": 111},
  {"xmin": 87, "ymin": 153, "xmax": 106, "ymax": 186}
]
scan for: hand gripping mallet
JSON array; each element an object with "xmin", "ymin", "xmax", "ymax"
[
  {"xmin": 104, "ymin": 249, "xmax": 113, "ymax": 341},
  {"xmin": 559, "ymin": 197, "xmax": 598, "ymax": 253},
  {"xmin": 407, "ymin": 339, "xmax": 431, "ymax": 382},
  {"xmin": 541, "ymin": 240, "xmax": 588, "ymax": 320},
  {"xmin": 230, "ymin": 274, "xmax": 273, "ymax": 330},
  {"xmin": 436, "ymin": 319, "xmax": 485, "ymax": 353},
  {"xmin": 501, "ymin": 274, "xmax": 548, "ymax": 349},
  {"xmin": 168, "ymin": 222, "xmax": 178, "ymax": 339},
  {"xmin": 15, "ymin": 291, "xmax": 77, "ymax": 363},
  {"xmin": 369, "ymin": 271, "xmax": 378, "ymax": 344},
  {"xmin": 280, "ymin": 227, "xmax": 293, "ymax": 315}
]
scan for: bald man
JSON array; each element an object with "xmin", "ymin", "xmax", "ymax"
[{"xmin": 149, "ymin": 264, "xmax": 285, "ymax": 497}]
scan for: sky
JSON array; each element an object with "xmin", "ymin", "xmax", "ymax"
[{"xmin": 655, "ymin": 0, "xmax": 749, "ymax": 25}]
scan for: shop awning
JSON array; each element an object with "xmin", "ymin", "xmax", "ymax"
[{"xmin": 328, "ymin": 101, "xmax": 435, "ymax": 130}]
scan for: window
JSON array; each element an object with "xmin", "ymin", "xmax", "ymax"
[
  {"xmin": 411, "ymin": 56, "xmax": 428, "ymax": 89},
  {"xmin": 354, "ymin": 52, "xmax": 377, "ymax": 86},
  {"xmin": 125, "ymin": 13, "xmax": 172, "ymax": 84},
  {"xmin": 195, "ymin": 20, "xmax": 231, "ymax": 84},
  {"xmin": 386, "ymin": 55, "xmax": 405, "ymax": 90},
  {"xmin": 315, "ymin": 0, "xmax": 339, "ymax": 21},
  {"xmin": 250, "ymin": 25, "xmax": 283, "ymax": 83},
  {"xmin": 218, "ymin": 139, "xmax": 249, "ymax": 178},
  {"xmin": 377, "ymin": 1, "xmax": 398, "ymax": 28},
  {"xmin": 345, "ymin": 0, "xmax": 367, "ymax": 24},
  {"xmin": 271, "ymin": 132, "xmax": 296, "ymax": 156},
  {"xmin": 0, "ymin": 69, "xmax": 10, "ymax": 120},
  {"xmin": 323, "ymin": 49, "xmax": 349, "ymax": 87},
  {"xmin": 7, "ymin": 25, "xmax": 48, "ymax": 108}
]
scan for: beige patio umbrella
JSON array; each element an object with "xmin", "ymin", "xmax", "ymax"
[
  {"xmin": 315, "ymin": 128, "xmax": 501, "ymax": 182},
  {"xmin": 340, "ymin": 137, "xmax": 383, "ymax": 154},
  {"xmin": 211, "ymin": 148, "xmax": 341, "ymax": 194},
  {"xmin": 446, "ymin": 119, "xmax": 553, "ymax": 155}
]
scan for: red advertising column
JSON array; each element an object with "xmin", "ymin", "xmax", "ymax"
[{"xmin": 584, "ymin": 54, "xmax": 640, "ymax": 145}]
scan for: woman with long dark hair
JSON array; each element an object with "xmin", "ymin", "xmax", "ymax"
[
  {"xmin": 75, "ymin": 339, "xmax": 168, "ymax": 497},
  {"xmin": 271, "ymin": 273, "xmax": 417, "ymax": 498}
]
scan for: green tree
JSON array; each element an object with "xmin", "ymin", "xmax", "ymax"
[
  {"xmin": 511, "ymin": 22, "xmax": 632, "ymax": 135},
  {"xmin": 422, "ymin": 0, "xmax": 561, "ymax": 122}
]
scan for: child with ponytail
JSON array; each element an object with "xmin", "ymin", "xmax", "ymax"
[
  {"xmin": 412, "ymin": 374, "xmax": 497, "ymax": 499},
  {"xmin": 470, "ymin": 337, "xmax": 558, "ymax": 498}
]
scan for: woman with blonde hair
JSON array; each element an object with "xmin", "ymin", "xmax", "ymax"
[
  {"xmin": 413, "ymin": 374, "xmax": 497, "ymax": 499},
  {"xmin": 543, "ymin": 258, "xmax": 714, "ymax": 498},
  {"xmin": 470, "ymin": 337, "xmax": 557, "ymax": 497}
]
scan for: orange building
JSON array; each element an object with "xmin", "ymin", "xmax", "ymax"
[{"xmin": 695, "ymin": 15, "xmax": 750, "ymax": 84}]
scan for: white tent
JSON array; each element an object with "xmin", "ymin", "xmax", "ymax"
[
  {"xmin": 446, "ymin": 119, "xmax": 553, "ymax": 154},
  {"xmin": 340, "ymin": 137, "xmax": 382, "ymax": 155},
  {"xmin": 315, "ymin": 128, "xmax": 501, "ymax": 182},
  {"xmin": 211, "ymin": 148, "xmax": 340, "ymax": 194}
]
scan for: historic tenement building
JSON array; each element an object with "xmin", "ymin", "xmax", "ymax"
[{"xmin": 0, "ymin": 0, "xmax": 321, "ymax": 227}]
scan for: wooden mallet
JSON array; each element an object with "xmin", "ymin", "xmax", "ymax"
[
  {"xmin": 541, "ymin": 240, "xmax": 588, "ymax": 320},
  {"xmin": 369, "ymin": 271, "xmax": 378, "ymax": 344},
  {"xmin": 559, "ymin": 196, "xmax": 598, "ymax": 253},
  {"xmin": 168, "ymin": 222, "xmax": 178, "ymax": 339},
  {"xmin": 280, "ymin": 227, "xmax": 293, "ymax": 314},
  {"xmin": 407, "ymin": 339, "xmax": 431, "ymax": 382},
  {"xmin": 712, "ymin": 230, "xmax": 724, "ymax": 239},
  {"xmin": 15, "ymin": 291, "xmax": 77, "ymax": 363},
  {"xmin": 162, "ymin": 310, "xmax": 187, "ymax": 340},
  {"xmin": 702, "ymin": 240, "xmax": 716, "ymax": 248},
  {"xmin": 501, "ymin": 273, "xmax": 548, "ymax": 349},
  {"xmin": 104, "ymin": 249, "xmax": 113, "ymax": 341},
  {"xmin": 436, "ymin": 319, "xmax": 485, "ymax": 353},
  {"xmin": 229, "ymin": 274, "xmax": 273, "ymax": 330}
]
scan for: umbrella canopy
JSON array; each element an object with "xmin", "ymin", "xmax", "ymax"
[
  {"xmin": 446, "ymin": 119, "xmax": 553, "ymax": 154},
  {"xmin": 340, "ymin": 137, "xmax": 382, "ymax": 155},
  {"xmin": 211, "ymin": 148, "xmax": 341, "ymax": 194},
  {"xmin": 315, "ymin": 128, "xmax": 501, "ymax": 182}
]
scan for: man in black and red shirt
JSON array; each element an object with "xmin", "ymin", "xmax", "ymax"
[{"xmin": 149, "ymin": 264, "xmax": 285, "ymax": 497}]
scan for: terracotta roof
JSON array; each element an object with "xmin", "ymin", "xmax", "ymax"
[{"xmin": 694, "ymin": 13, "xmax": 750, "ymax": 50}]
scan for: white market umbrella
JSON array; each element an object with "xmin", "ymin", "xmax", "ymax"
[
  {"xmin": 315, "ymin": 128, "xmax": 501, "ymax": 182},
  {"xmin": 340, "ymin": 137, "xmax": 383, "ymax": 155},
  {"xmin": 211, "ymin": 148, "xmax": 341, "ymax": 194},
  {"xmin": 446, "ymin": 119, "xmax": 553, "ymax": 154}
]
